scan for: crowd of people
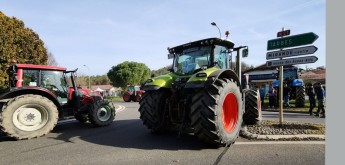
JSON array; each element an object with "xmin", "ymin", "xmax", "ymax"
[
  {"xmin": 259, "ymin": 82, "xmax": 326, "ymax": 118},
  {"xmin": 306, "ymin": 82, "xmax": 326, "ymax": 118}
]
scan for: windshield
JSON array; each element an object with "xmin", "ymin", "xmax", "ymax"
[
  {"xmin": 283, "ymin": 69, "xmax": 298, "ymax": 80},
  {"xmin": 41, "ymin": 70, "xmax": 68, "ymax": 104},
  {"xmin": 173, "ymin": 46, "xmax": 211, "ymax": 75}
]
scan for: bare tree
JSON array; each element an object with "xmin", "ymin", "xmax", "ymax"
[{"xmin": 47, "ymin": 51, "xmax": 58, "ymax": 66}]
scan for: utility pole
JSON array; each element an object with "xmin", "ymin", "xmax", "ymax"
[{"xmin": 279, "ymin": 27, "xmax": 285, "ymax": 126}]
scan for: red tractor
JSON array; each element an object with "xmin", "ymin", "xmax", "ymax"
[
  {"xmin": 0, "ymin": 63, "xmax": 115, "ymax": 140},
  {"xmin": 122, "ymin": 85, "xmax": 145, "ymax": 102}
]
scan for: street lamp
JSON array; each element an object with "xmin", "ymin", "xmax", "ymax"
[
  {"xmin": 83, "ymin": 65, "xmax": 91, "ymax": 89},
  {"xmin": 211, "ymin": 22, "xmax": 221, "ymax": 39}
]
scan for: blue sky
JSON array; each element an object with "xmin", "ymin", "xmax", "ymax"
[{"xmin": 0, "ymin": 0, "xmax": 325, "ymax": 76}]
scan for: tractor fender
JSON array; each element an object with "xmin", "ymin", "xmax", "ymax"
[
  {"xmin": 185, "ymin": 69, "xmax": 242, "ymax": 91},
  {"xmin": 272, "ymin": 80, "xmax": 280, "ymax": 88},
  {"xmin": 291, "ymin": 79, "xmax": 304, "ymax": 87},
  {"xmin": 272, "ymin": 79, "xmax": 304, "ymax": 87},
  {"xmin": 206, "ymin": 69, "xmax": 243, "ymax": 92},
  {"xmin": 0, "ymin": 87, "xmax": 61, "ymax": 109}
]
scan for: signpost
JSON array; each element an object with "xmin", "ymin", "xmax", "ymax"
[
  {"xmin": 267, "ymin": 32, "xmax": 319, "ymax": 51},
  {"xmin": 266, "ymin": 56, "xmax": 318, "ymax": 67},
  {"xmin": 266, "ymin": 46, "xmax": 318, "ymax": 60},
  {"xmin": 266, "ymin": 29, "xmax": 319, "ymax": 126}
]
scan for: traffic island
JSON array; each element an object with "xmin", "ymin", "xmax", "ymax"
[{"xmin": 240, "ymin": 120, "xmax": 325, "ymax": 140}]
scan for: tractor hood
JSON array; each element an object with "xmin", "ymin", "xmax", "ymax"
[{"xmin": 143, "ymin": 67, "xmax": 220, "ymax": 90}]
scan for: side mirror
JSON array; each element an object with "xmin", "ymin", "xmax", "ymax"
[
  {"xmin": 168, "ymin": 54, "xmax": 174, "ymax": 59},
  {"xmin": 242, "ymin": 48, "xmax": 249, "ymax": 58},
  {"xmin": 168, "ymin": 68, "xmax": 174, "ymax": 72}
]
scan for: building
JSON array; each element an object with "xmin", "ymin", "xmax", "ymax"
[
  {"xmin": 241, "ymin": 64, "xmax": 326, "ymax": 93},
  {"xmin": 91, "ymin": 85, "xmax": 122, "ymax": 97}
]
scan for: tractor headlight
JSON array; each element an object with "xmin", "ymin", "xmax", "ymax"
[{"xmin": 196, "ymin": 73, "xmax": 207, "ymax": 77}]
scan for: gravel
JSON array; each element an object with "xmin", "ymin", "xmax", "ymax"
[{"xmin": 245, "ymin": 120, "xmax": 325, "ymax": 135}]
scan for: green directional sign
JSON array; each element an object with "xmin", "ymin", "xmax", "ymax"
[{"xmin": 267, "ymin": 32, "xmax": 318, "ymax": 50}]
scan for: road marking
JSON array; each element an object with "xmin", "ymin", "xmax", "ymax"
[
  {"xmin": 115, "ymin": 104, "xmax": 126, "ymax": 113},
  {"xmin": 234, "ymin": 141, "xmax": 325, "ymax": 145}
]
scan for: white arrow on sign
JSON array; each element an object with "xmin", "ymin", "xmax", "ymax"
[
  {"xmin": 266, "ymin": 46, "xmax": 318, "ymax": 60},
  {"xmin": 266, "ymin": 56, "xmax": 318, "ymax": 67}
]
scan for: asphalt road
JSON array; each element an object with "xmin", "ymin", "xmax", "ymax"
[{"xmin": 0, "ymin": 102, "xmax": 325, "ymax": 165}]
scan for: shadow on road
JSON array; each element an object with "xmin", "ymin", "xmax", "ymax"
[
  {"xmin": 51, "ymin": 119, "xmax": 215, "ymax": 150},
  {"xmin": 0, "ymin": 131, "xmax": 16, "ymax": 142}
]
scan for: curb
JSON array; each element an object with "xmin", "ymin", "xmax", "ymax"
[
  {"xmin": 262, "ymin": 109, "xmax": 309, "ymax": 114},
  {"xmin": 240, "ymin": 126, "xmax": 325, "ymax": 140}
]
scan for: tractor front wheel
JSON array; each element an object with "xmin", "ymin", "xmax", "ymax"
[
  {"xmin": 0, "ymin": 94, "xmax": 58, "ymax": 140},
  {"xmin": 243, "ymin": 89, "xmax": 262, "ymax": 125},
  {"xmin": 295, "ymin": 86, "xmax": 305, "ymax": 107},
  {"xmin": 190, "ymin": 78, "xmax": 243, "ymax": 146},
  {"xmin": 88, "ymin": 100, "xmax": 115, "ymax": 126},
  {"xmin": 134, "ymin": 95, "xmax": 142, "ymax": 102}
]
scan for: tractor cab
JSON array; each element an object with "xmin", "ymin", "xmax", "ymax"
[
  {"xmin": 7, "ymin": 64, "xmax": 70, "ymax": 104},
  {"xmin": 168, "ymin": 38, "xmax": 235, "ymax": 76}
]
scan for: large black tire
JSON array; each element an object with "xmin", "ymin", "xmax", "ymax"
[
  {"xmin": 243, "ymin": 89, "xmax": 262, "ymax": 125},
  {"xmin": 0, "ymin": 94, "xmax": 58, "ymax": 140},
  {"xmin": 295, "ymin": 86, "xmax": 305, "ymax": 107},
  {"xmin": 138, "ymin": 90, "xmax": 169, "ymax": 133},
  {"xmin": 190, "ymin": 78, "xmax": 243, "ymax": 146},
  {"xmin": 88, "ymin": 100, "xmax": 115, "ymax": 126}
]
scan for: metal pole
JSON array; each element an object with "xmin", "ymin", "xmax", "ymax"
[
  {"xmin": 279, "ymin": 28, "xmax": 284, "ymax": 126},
  {"xmin": 83, "ymin": 65, "xmax": 91, "ymax": 89},
  {"xmin": 236, "ymin": 49, "xmax": 241, "ymax": 84}
]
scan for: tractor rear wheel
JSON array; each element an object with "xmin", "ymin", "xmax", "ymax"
[
  {"xmin": 243, "ymin": 89, "xmax": 262, "ymax": 125},
  {"xmin": 88, "ymin": 100, "xmax": 115, "ymax": 126},
  {"xmin": 138, "ymin": 90, "xmax": 169, "ymax": 133},
  {"xmin": 0, "ymin": 94, "xmax": 58, "ymax": 140},
  {"xmin": 295, "ymin": 86, "xmax": 305, "ymax": 107},
  {"xmin": 190, "ymin": 78, "xmax": 243, "ymax": 146},
  {"xmin": 123, "ymin": 93, "xmax": 131, "ymax": 102}
]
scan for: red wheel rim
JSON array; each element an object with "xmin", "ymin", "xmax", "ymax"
[{"xmin": 222, "ymin": 93, "xmax": 238, "ymax": 133}]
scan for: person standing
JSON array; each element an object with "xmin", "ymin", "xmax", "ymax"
[
  {"xmin": 259, "ymin": 86, "xmax": 265, "ymax": 107},
  {"xmin": 306, "ymin": 84, "xmax": 316, "ymax": 116},
  {"xmin": 268, "ymin": 85, "xmax": 275, "ymax": 108},
  {"xmin": 283, "ymin": 83, "xmax": 291, "ymax": 108},
  {"xmin": 314, "ymin": 82, "xmax": 326, "ymax": 118}
]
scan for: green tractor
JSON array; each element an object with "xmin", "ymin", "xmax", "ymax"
[{"xmin": 139, "ymin": 37, "xmax": 260, "ymax": 146}]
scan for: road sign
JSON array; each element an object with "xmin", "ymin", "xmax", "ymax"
[
  {"xmin": 266, "ymin": 45, "xmax": 318, "ymax": 60},
  {"xmin": 266, "ymin": 56, "xmax": 318, "ymax": 67},
  {"xmin": 277, "ymin": 29, "xmax": 290, "ymax": 37},
  {"xmin": 267, "ymin": 32, "xmax": 318, "ymax": 50}
]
